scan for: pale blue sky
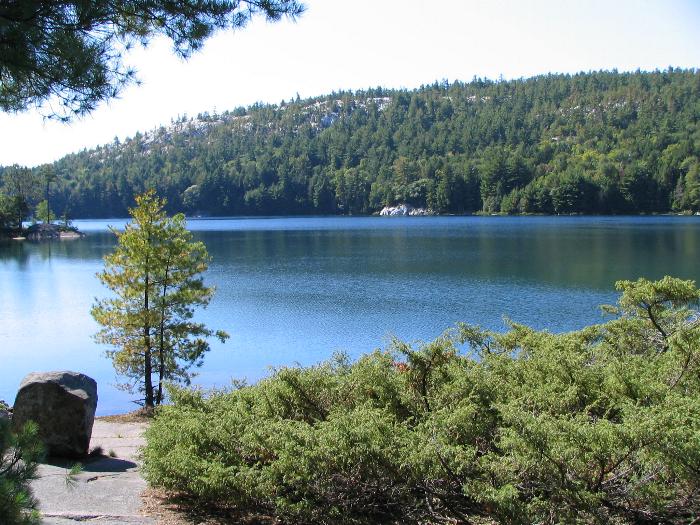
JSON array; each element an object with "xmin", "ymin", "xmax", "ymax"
[{"xmin": 1, "ymin": 0, "xmax": 699, "ymax": 167}]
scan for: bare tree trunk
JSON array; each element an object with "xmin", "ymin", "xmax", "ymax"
[
  {"xmin": 143, "ymin": 254, "xmax": 154, "ymax": 409},
  {"xmin": 155, "ymin": 263, "xmax": 171, "ymax": 405},
  {"xmin": 45, "ymin": 178, "xmax": 50, "ymax": 223},
  {"xmin": 144, "ymin": 347, "xmax": 154, "ymax": 408},
  {"xmin": 156, "ymin": 311, "xmax": 165, "ymax": 405}
]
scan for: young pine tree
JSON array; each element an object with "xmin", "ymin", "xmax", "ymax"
[
  {"xmin": 0, "ymin": 417, "xmax": 44, "ymax": 525},
  {"xmin": 91, "ymin": 190, "xmax": 228, "ymax": 408}
]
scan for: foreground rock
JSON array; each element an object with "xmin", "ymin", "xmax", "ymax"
[
  {"xmin": 379, "ymin": 204, "xmax": 434, "ymax": 216},
  {"xmin": 13, "ymin": 371, "xmax": 98, "ymax": 458}
]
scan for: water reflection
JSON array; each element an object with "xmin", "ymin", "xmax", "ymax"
[
  {"xmin": 198, "ymin": 217, "xmax": 700, "ymax": 290},
  {"xmin": 0, "ymin": 241, "xmax": 31, "ymax": 267}
]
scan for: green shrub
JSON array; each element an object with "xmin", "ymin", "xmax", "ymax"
[
  {"xmin": 0, "ymin": 419, "xmax": 44, "ymax": 525},
  {"xmin": 143, "ymin": 277, "xmax": 700, "ymax": 524}
]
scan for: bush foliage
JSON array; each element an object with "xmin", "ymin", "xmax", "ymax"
[{"xmin": 143, "ymin": 276, "xmax": 700, "ymax": 524}]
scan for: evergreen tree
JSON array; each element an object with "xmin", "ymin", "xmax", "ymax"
[
  {"xmin": 34, "ymin": 200, "xmax": 54, "ymax": 223},
  {"xmin": 0, "ymin": 0, "xmax": 304, "ymax": 119},
  {"xmin": 0, "ymin": 415, "xmax": 43, "ymax": 525},
  {"xmin": 681, "ymin": 158, "xmax": 700, "ymax": 211},
  {"xmin": 0, "ymin": 165, "xmax": 39, "ymax": 228},
  {"xmin": 91, "ymin": 190, "xmax": 228, "ymax": 408}
]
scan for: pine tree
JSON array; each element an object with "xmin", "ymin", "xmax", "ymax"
[
  {"xmin": 0, "ymin": 1, "xmax": 304, "ymax": 119},
  {"xmin": 0, "ymin": 416, "xmax": 43, "ymax": 525},
  {"xmin": 34, "ymin": 200, "xmax": 54, "ymax": 223},
  {"xmin": 91, "ymin": 190, "xmax": 228, "ymax": 408}
]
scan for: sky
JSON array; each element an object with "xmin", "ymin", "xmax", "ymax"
[{"xmin": 1, "ymin": 0, "xmax": 699, "ymax": 167}]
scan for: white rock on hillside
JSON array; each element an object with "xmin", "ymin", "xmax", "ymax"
[{"xmin": 379, "ymin": 204, "xmax": 434, "ymax": 216}]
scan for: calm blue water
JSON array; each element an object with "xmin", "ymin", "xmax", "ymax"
[{"xmin": 2, "ymin": 216, "xmax": 699, "ymax": 415}]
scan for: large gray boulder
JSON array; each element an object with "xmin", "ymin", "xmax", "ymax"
[{"xmin": 12, "ymin": 371, "xmax": 98, "ymax": 458}]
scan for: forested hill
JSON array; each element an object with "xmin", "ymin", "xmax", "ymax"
[{"xmin": 14, "ymin": 69, "xmax": 700, "ymax": 217}]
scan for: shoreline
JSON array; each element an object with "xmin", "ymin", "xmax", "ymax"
[{"xmin": 53, "ymin": 211, "xmax": 700, "ymax": 221}]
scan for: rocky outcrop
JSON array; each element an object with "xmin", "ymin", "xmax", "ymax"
[
  {"xmin": 25, "ymin": 223, "xmax": 85, "ymax": 240},
  {"xmin": 379, "ymin": 204, "xmax": 434, "ymax": 216},
  {"xmin": 12, "ymin": 371, "xmax": 98, "ymax": 458}
]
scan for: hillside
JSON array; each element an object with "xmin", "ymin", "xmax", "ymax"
[{"xmin": 5, "ymin": 69, "xmax": 700, "ymax": 217}]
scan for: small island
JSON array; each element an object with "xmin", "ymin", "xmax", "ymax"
[
  {"xmin": 2, "ymin": 221, "xmax": 85, "ymax": 241},
  {"xmin": 23, "ymin": 222, "xmax": 85, "ymax": 241},
  {"xmin": 0, "ymin": 171, "xmax": 84, "ymax": 241}
]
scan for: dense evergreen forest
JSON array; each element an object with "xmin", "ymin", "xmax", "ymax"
[{"xmin": 2, "ymin": 69, "xmax": 700, "ymax": 220}]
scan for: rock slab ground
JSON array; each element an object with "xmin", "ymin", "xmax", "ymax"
[{"xmin": 33, "ymin": 420, "xmax": 156, "ymax": 524}]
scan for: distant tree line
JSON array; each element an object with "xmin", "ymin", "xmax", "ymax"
[
  {"xmin": 0, "ymin": 165, "xmax": 64, "ymax": 230},
  {"xmin": 2, "ymin": 69, "xmax": 699, "ymax": 219}
]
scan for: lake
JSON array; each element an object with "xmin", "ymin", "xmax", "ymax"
[{"xmin": 2, "ymin": 215, "xmax": 699, "ymax": 415}]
